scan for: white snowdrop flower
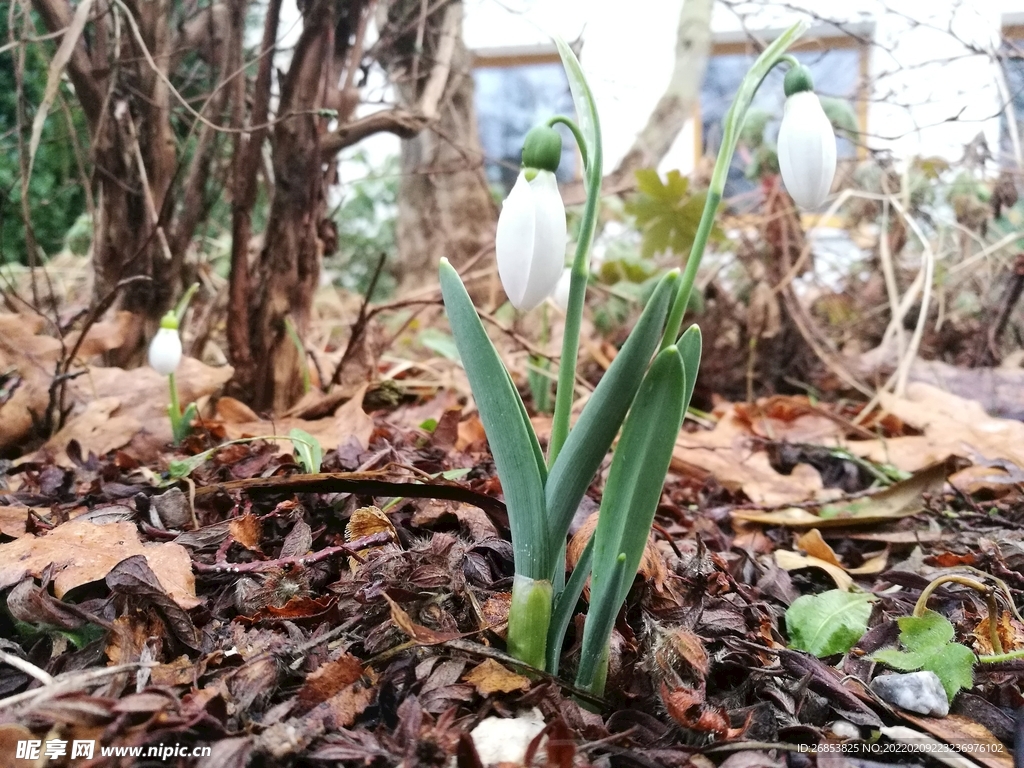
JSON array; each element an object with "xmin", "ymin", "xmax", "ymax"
[
  {"xmin": 495, "ymin": 125, "xmax": 567, "ymax": 311},
  {"xmin": 777, "ymin": 65, "xmax": 837, "ymax": 210},
  {"xmin": 148, "ymin": 317, "xmax": 182, "ymax": 375}
]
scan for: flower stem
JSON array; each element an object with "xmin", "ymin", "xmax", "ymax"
[
  {"xmin": 168, "ymin": 372, "xmax": 181, "ymax": 430},
  {"xmin": 661, "ymin": 20, "xmax": 809, "ymax": 348},
  {"xmin": 547, "ymin": 115, "xmax": 602, "ymax": 467}
]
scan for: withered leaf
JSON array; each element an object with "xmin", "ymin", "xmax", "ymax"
[
  {"xmin": 106, "ymin": 555, "xmax": 201, "ymax": 649},
  {"xmin": 463, "ymin": 659, "xmax": 530, "ymax": 696}
]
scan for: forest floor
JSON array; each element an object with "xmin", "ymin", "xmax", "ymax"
[{"xmin": 0, "ymin": 305, "xmax": 1022, "ymax": 768}]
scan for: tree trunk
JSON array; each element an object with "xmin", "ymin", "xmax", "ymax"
[
  {"xmin": 32, "ymin": 0, "xmax": 240, "ymax": 363},
  {"xmin": 378, "ymin": 0, "xmax": 497, "ymax": 290},
  {"xmin": 246, "ymin": 0, "xmax": 339, "ymax": 412},
  {"xmin": 614, "ymin": 0, "xmax": 714, "ymax": 177}
]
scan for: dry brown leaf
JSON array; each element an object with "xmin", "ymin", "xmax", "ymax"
[
  {"xmin": 0, "ymin": 506, "xmax": 46, "ymax": 537},
  {"xmin": 25, "ymin": 357, "xmax": 233, "ymax": 465},
  {"xmin": 215, "ymin": 383, "xmax": 373, "ymax": 454},
  {"xmin": 566, "ymin": 512, "xmax": 665, "ymax": 596},
  {"xmin": 456, "ymin": 413, "xmax": 487, "ymax": 450},
  {"xmin": 894, "ymin": 714, "xmax": 1012, "ymax": 768},
  {"xmin": 796, "ymin": 529, "xmax": 888, "ymax": 575},
  {"xmin": 346, "ymin": 506, "xmax": 397, "ymax": 571},
  {"xmin": 64, "ymin": 312, "xmax": 133, "ymax": 359},
  {"xmin": 774, "ymin": 550, "xmax": 854, "ymax": 591},
  {"xmin": 150, "ymin": 655, "xmax": 200, "ymax": 687},
  {"xmin": 0, "ymin": 518, "xmax": 198, "ymax": 608},
  {"xmin": 229, "ymin": 515, "xmax": 262, "ymax": 551},
  {"xmin": 383, "ymin": 594, "xmax": 460, "ymax": 645},
  {"xmin": 324, "ymin": 683, "xmax": 375, "ymax": 728},
  {"xmin": 674, "ymin": 406, "xmax": 836, "ymax": 506},
  {"xmin": 659, "ymin": 628, "xmax": 709, "ymax": 677},
  {"xmin": 972, "ymin": 612, "xmax": 1024, "ymax": 656},
  {"xmin": 411, "ymin": 499, "xmax": 498, "ymax": 541},
  {"xmin": 297, "ymin": 654, "xmax": 364, "ymax": 711},
  {"xmin": 463, "ymin": 659, "xmax": 530, "ymax": 695},
  {"xmin": 732, "ymin": 461, "xmax": 948, "ymax": 528},
  {"xmin": 481, "ymin": 593, "xmax": 511, "ymax": 638},
  {"xmin": 846, "ymin": 383, "xmax": 1024, "ymax": 472}
]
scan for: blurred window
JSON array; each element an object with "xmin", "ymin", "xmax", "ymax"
[
  {"xmin": 999, "ymin": 21, "xmax": 1024, "ymax": 167},
  {"xmin": 472, "ymin": 48, "xmax": 579, "ymax": 193}
]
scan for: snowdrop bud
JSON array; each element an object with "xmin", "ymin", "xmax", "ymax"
[
  {"xmin": 495, "ymin": 169, "xmax": 567, "ymax": 311},
  {"xmin": 777, "ymin": 65, "xmax": 836, "ymax": 210},
  {"xmin": 551, "ymin": 268, "xmax": 572, "ymax": 312},
  {"xmin": 521, "ymin": 125, "xmax": 562, "ymax": 173},
  {"xmin": 148, "ymin": 313, "xmax": 182, "ymax": 376}
]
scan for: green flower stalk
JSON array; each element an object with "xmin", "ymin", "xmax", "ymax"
[{"xmin": 662, "ymin": 21, "xmax": 813, "ymax": 349}]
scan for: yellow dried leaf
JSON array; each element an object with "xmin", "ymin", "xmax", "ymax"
[{"xmin": 463, "ymin": 659, "xmax": 530, "ymax": 695}]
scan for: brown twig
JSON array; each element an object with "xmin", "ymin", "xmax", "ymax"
[{"xmin": 192, "ymin": 530, "xmax": 394, "ymax": 574}]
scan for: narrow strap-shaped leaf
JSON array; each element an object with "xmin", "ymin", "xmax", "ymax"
[
  {"xmin": 575, "ymin": 552, "xmax": 627, "ymax": 692},
  {"xmin": 554, "ymin": 37, "xmax": 599, "ymax": 174},
  {"xmin": 576, "ymin": 346, "xmax": 686, "ymax": 692},
  {"xmin": 677, "ymin": 324, "xmax": 702, "ymax": 411},
  {"xmin": 546, "ymin": 535, "xmax": 594, "ymax": 675},
  {"xmin": 439, "ymin": 260, "xmax": 552, "ymax": 579},
  {"xmin": 507, "ymin": 368, "xmax": 548, "ymax": 484},
  {"xmin": 545, "ymin": 270, "xmax": 678, "ymax": 574}
]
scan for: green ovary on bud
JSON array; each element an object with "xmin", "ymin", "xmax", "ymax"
[
  {"xmin": 507, "ymin": 574, "xmax": 553, "ymax": 670},
  {"xmin": 521, "ymin": 125, "xmax": 562, "ymax": 174},
  {"xmin": 783, "ymin": 64, "xmax": 814, "ymax": 97}
]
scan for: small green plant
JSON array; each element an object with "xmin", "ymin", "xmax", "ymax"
[
  {"xmin": 872, "ymin": 610, "xmax": 975, "ymax": 701},
  {"xmin": 149, "ymin": 284, "xmax": 199, "ymax": 445},
  {"xmin": 786, "ymin": 590, "xmax": 874, "ymax": 657},
  {"xmin": 288, "ymin": 429, "xmax": 322, "ymax": 473}
]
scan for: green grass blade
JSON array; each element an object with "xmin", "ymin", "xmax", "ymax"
[
  {"xmin": 545, "ymin": 270, "xmax": 678, "ymax": 572},
  {"xmin": 576, "ymin": 346, "xmax": 686, "ymax": 693},
  {"xmin": 439, "ymin": 260, "xmax": 551, "ymax": 579}
]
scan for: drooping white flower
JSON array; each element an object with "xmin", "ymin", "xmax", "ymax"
[
  {"xmin": 495, "ymin": 169, "xmax": 567, "ymax": 311},
  {"xmin": 777, "ymin": 65, "xmax": 837, "ymax": 210},
  {"xmin": 148, "ymin": 321, "xmax": 182, "ymax": 376}
]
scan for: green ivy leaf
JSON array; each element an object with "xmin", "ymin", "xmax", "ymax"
[
  {"xmin": 871, "ymin": 610, "xmax": 975, "ymax": 701},
  {"xmin": 625, "ymin": 170, "xmax": 721, "ymax": 259},
  {"xmin": 786, "ymin": 590, "xmax": 873, "ymax": 657}
]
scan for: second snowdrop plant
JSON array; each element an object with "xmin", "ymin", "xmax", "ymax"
[
  {"xmin": 440, "ymin": 22, "xmax": 833, "ymax": 697},
  {"xmin": 150, "ymin": 285, "xmax": 199, "ymax": 445},
  {"xmin": 777, "ymin": 64, "xmax": 837, "ymax": 209}
]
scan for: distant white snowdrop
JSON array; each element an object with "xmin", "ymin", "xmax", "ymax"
[{"xmin": 148, "ymin": 317, "xmax": 182, "ymax": 376}]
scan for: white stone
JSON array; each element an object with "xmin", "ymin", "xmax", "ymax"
[
  {"xmin": 870, "ymin": 671, "xmax": 949, "ymax": 717},
  {"xmin": 469, "ymin": 709, "xmax": 546, "ymax": 766}
]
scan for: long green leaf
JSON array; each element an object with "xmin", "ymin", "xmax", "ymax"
[
  {"xmin": 576, "ymin": 346, "xmax": 686, "ymax": 692},
  {"xmin": 546, "ymin": 535, "xmax": 594, "ymax": 675},
  {"xmin": 554, "ymin": 37, "xmax": 598, "ymax": 171},
  {"xmin": 545, "ymin": 270, "xmax": 678, "ymax": 573},
  {"xmin": 677, "ymin": 324, "xmax": 702, "ymax": 411},
  {"xmin": 439, "ymin": 260, "xmax": 551, "ymax": 579}
]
